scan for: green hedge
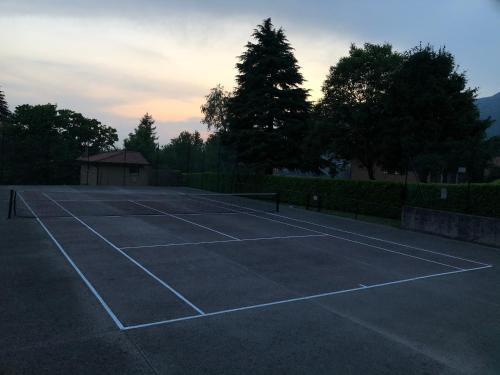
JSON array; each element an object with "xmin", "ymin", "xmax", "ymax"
[
  {"xmin": 184, "ymin": 172, "xmax": 500, "ymax": 220},
  {"xmin": 184, "ymin": 173, "xmax": 403, "ymax": 218},
  {"xmin": 406, "ymin": 182, "xmax": 500, "ymax": 218}
]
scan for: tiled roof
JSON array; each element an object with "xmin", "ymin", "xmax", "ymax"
[{"xmin": 77, "ymin": 150, "xmax": 150, "ymax": 165}]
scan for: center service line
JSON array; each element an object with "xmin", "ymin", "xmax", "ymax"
[
  {"xmin": 130, "ymin": 200, "xmax": 240, "ymax": 241},
  {"xmin": 120, "ymin": 233, "xmax": 329, "ymax": 250},
  {"xmin": 43, "ymin": 193, "xmax": 206, "ymax": 316}
]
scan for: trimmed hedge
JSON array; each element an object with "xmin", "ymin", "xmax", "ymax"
[
  {"xmin": 183, "ymin": 172, "xmax": 500, "ymax": 220},
  {"xmin": 184, "ymin": 173, "xmax": 403, "ymax": 219},
  {"xmin": 406, "ymin": 182, "xmax": 500, "ymax": 219}
]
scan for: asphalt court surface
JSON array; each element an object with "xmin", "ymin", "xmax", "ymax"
[{"xmin": 2, "ymin": 185, "xmax": 500, "ymax": 374}]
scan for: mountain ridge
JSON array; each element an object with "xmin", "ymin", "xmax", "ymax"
[{"xmin": 476, "ymin": 91, "xmax": 500, "ymax": 137}]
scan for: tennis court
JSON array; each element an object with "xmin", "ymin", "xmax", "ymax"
[{"xmin": 2, "ymin": 185, "xmax": 500, "ymax": 374}]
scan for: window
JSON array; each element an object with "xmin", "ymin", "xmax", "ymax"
[{"xmin": 129, "ymin": 166, "xmax": 140, "ymax": 175}]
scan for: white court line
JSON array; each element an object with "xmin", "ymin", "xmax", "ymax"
[
  {"xmin": 43, "ymin": 194, "xmax": 205, "ymax": 316},
  {"xmin": 120, "ymin": 234, "xmax": 329, "ymax": 250},
  {"xmin": 122, "ymin": 264, "xmax": 492, "ymax": 330},
  {"xmin": 54, "ymin": 212, "xmax": 242, "ymax": 219},
  {"xmin": 197, "ymin": 194, "xmax": 490, "ymax": 267},
  {"xmin": 17, "ymin": 193, "xmax": 125, "ymax": 330},
  {"xmin": 130, "ymin": 200, "xmax": 240, "ymax": 241},
  {"xmin": 198, "ymin": 196, "xmax": 465, "ymax": 271},
  {"xmin": 267, "ymin": 212, "xmax": 490, "ymax": 267}
]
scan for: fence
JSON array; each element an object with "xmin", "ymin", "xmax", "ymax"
[{"xmin": 183, "ymin": 172, "xmax": 500, "ymax": 221}]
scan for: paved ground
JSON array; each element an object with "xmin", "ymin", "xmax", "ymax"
[{"xmin": 1, "ymin": 185, "xmax": 499, "ymax": 374}]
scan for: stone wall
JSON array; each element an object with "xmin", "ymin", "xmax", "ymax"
[{"xmin": 402, "ymin": 206, "xmax": 500, "ymax": 248}]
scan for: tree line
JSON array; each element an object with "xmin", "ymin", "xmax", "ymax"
[
  {"xmin": 0, "ymin": 98, "xmax": 117, "ymax": 184},
  {"xmin": 1, "ymin": 17, "xmax": 498, "ymax": 184},
  {"xmin": 197, "ymin": 18, "xmax": 498, "ymax": 182}
]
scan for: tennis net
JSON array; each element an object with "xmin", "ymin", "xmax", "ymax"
[{"xmin": 8, "ymin": 190, "xmax": 279, "ymax": 219}]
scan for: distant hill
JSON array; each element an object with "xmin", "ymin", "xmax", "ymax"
[{"xmin": 476, "ymin": 92, "xmax": 500, "ymax": 137}]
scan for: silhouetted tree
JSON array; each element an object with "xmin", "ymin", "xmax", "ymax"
[
  {"xmin": 226, "ymin": 18, "xmax": 310, "ymax": 173},
  {"xmin": 317, "ymin": 43, "xmax": 402, "ymax": 180},
  {"xmin": 384, "ymin": 45, "xmax": 492, "ymax": 182},
  {"xmin": 124, "ymin": 113, "xmax": 158, "ymax": 163},
  {"xmin": 5, "ymin": 103, "xmax": 117, "ymax": 183},
  {"xmin": 0, "ymin": 86, "xmax": 12, "ymax": 182},
  {"xmin": 0, "ymin": 87, "xmax": 10, "ymax": 122},
  {"xmin": 160, "ymin": 131, "xmax": 204, "ymax": 173},
  {"xmin": 201, "ymin": 84, "xmax": 232, "ymax": 132}
]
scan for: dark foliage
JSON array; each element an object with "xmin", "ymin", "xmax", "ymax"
[
  {"xmin": 124, "ymin": 113, "xmax": 158, "ymax": 163},
  {"xmin": 2, "ymin": 103, "xmax": 117, "ymax": 184},
  {"xmin": 383, "ymin": 45, "xmax": 492, "ymax": 182},
  {"xmin": 317, "ymin": 43, "xmax": 403, "ymax": 180},
  {"xmin": 225, "ymin": 18, "xmax": 311, "ymax": 173}
]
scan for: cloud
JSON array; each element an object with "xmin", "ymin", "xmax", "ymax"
[{"xmin": 0, "ymin": 0, "xmax": 498, "ymax": 151}]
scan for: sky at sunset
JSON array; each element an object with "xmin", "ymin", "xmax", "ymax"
[{"xmin": 1, "ymin": 0, "xmax": 499, "ymax": 145}]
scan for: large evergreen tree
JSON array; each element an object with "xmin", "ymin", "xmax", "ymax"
[
  {"xmin": 226, "ymin": 18, "xmax": 310, "ymax": 173},
  {"xmin": 0, "ymin": 86, "xmax": 12, "ymax": 182},
  {"xmin": 0, "ymin": 87, "xmax": 10, "ymax": 121},
  {"xmin": 124, "ymin": 113, "xmax": 158, "ymax": 163}
]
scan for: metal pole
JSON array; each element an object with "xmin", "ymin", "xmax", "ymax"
[
  {"xmin": 7, "ymin": 189, "xmax": 14, "ymax": 219},
  {"xmin": 86, "ymin": 144, "xmax": 90, "ymax": 185},
  {"xmin": 123, "ymin": 149, "xmax": 127, "ymax": 186}
]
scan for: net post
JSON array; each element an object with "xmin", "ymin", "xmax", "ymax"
[
  {"xmin": 7, "ymin": 189, "xmax": 15, "ymax": 219},
  {"xmin": 276, "ymin": 192, "xmax": 280, "ymax": 212}
]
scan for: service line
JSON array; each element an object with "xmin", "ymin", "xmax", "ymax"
[{"xmin": 123, "ymin": 264, "xmax": 492, "ymax": 331}]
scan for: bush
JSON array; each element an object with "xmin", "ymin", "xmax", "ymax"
[
  {"xmin": 184, "ymin": 173, "xmax": 500, "ymax": 220},
  {"xmin": 406, "ymin": 182, "xmax": 500, "ymax": 218},
  {"xmin": 184, "ymin": 173, "xmax": 403, "ymax": 219}
]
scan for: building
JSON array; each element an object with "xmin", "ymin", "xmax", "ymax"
[
  {"xmin": 349, "ymin": 161, "xmax": 419, "ymax": 183},
  {"xmin": 77, "ymin": 150, "xmax": 150, "ymax": 186},
  {"xmin": 349, "ymin": 160, "xmax": 473, "ymax": 183}
]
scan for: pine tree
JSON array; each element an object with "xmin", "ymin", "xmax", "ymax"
[
  {"xmin": 0, "ymin": 86, "xmax": 11, "ymax": 122},
  {"xmin": 226, "ymin": 18, "xmax": 310, "ymax": 173},
  {"xmin": 124, "ymin": 113, "xmax": 158, "ymax": 163},
  {"xmin": 0, "ymin": 87, "xmax": 11, "ymax": 182}
]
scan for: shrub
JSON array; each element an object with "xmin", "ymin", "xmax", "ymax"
[{"xmin": 184, "ymin": 173, "xmax": 500, "ymax": 220}]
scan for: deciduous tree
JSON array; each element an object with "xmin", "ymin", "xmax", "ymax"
[
  {"xmin": 317, "ymin": 43, "xmax": 402, "ymax": 180},
  {"xmin": 384, "ymin": 45, "xmax": 492, "ymax": 182}
]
